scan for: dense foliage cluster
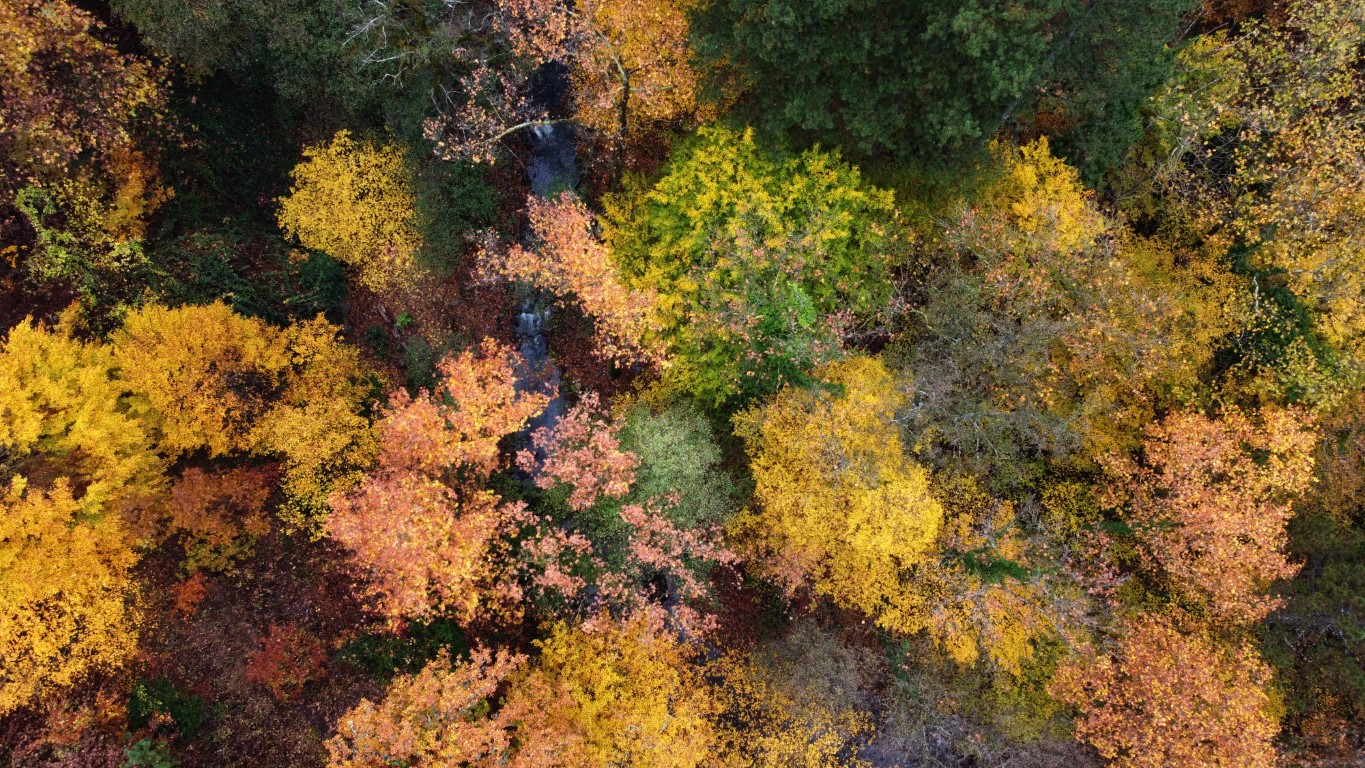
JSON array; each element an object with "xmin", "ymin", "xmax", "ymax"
[{"xmin": 3, "ymin": 0, "xmax": 1363, "ymax": 766}]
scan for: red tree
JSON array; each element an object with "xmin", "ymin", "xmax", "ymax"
[
  {"xmin": 328, "ymin": 340, "xmax": 548, "ymax": 625},
  {"xmin": 1051, "ymin": 613, "xmax": 1279, "ymax": 768},
  {"xmin": 1103, "ymin": 407, "xmax": 1316, "ymax": 623},
  {"xmin": 478, "ymin": 193, "xmax": 659, "ymax": 365}
]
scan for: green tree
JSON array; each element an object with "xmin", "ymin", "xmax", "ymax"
[
  {"xmin": 692, "ymin": 0, "xmax": 1192, "ymax": 177},
  {"xmin": 604, "ymin": 126, "xmax": 899, "ymax": 405}
]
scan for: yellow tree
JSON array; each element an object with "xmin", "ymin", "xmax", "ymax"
[
  {"xmin": 0, "ymin": 319, "xmax": 155, "ymax": 714},
  {"xmin": 277, "ymin": 130, "xmax": 422, "ymax": 292},
  {"xmin": 0, "ymin": 479, "xmax": 140, "ymax": 715},
  {"xmin": 253, "ymin": 316, "xmax": 378, "ymax": 530},
  {"xmin": 1149, "ymin": 0, "xmax": 1365, "ymax": 352},
  {"xmin": 709, "ymin": 652, "xmax": 873, "ymax": 768},
  {"xmin": 732, "ymin": 356, "xmax": 943, "ymax": 634},
  {"xmin": 920, "ymin": 474, "xmax": 1074, "ymax": 676},
  {"xmin": 113, "ymin": 301, "xmax": 292, "ymax": 457},
  {"xmin": 113, "ymin": 303, "xmax": 375, "ymax": 528},
  {"xmin": 327, "ymin": 618, "xmax": 719, "ymax": 768},
  {"xmin": 0, "ymin": 318, "xmax": 161, "ymax": 515}
]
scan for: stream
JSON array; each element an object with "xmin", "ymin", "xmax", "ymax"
[{"xmin": 512, "ymin": 66, "xmax": 576, "ymax": 453}]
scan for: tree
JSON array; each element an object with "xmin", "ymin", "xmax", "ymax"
[
  {"xmin": 920, "ymin": 473, "xmax": 1079, "ymax": 676},
  {"xmin": 903, "ymin": 139, "xmax": 1235, "ymax": 488},
  {"xmin": 515, "ymin": 395, "xmax": 737, "ymax": 636},
  {"xmin": 109, "ymin": 0, "xmax": 378, "ymax": 124},
  {"xmin": 327, "ymin": 619, "xmax": 874, "ymax": 768},
  {"xmin": 732, "ymin": 356, "xmax": 943, "ymax": 634},
  {"xmin": 1104, "ymin": 407, "xmax": 1316, "ymax": 624},
  {"xmin": 1262, "ymin": 392, "xmax": 1365, "ymax": 744},
  {"xmin": 326, "ymin": 648, "xmax": 547, "ymax": 768},
  {"xmin": 525, "ymin": 619, "xmax": 719, "ymax": 767},
  {"xmin": 617, "ymin": 400, "xmax": 737, "ymax": 530},
  {"xmin": 113, "ymin": 303, "xmax": 376, "ymax": 529},
  {"xmin": 496, "ymin": 0, "xmax": 702, "ymax": 141},
  {"xmin": 253, "ymin": 315, "xmax": 379, "ymax": 530},
  {"xmin": 0, "ymin": 319, "xmax": 156, "ymax": 714},
  {"xmin": 518, "ymin": 393, "xmax": 637, "ymax": 512},
  {"xmin": 691, "ymin": 0, "xmax": 1192, "ymax": 176},
  {"xmin": 0, "ymin": 478, "xmax": 140, "ymax": 715},
  {"xmin": 477, "ymin": 193, "xmax": 660, "ymax": 364},
  {"xmin": 604, "ymin": 126, "xmax": 899, "ymax": 405},
  {"xmin": 327, "ymin": 619, "xmax": 717, "ymax": 768},
  {"xmin": 244, "ymin": 623, "xmax": 328, "ymax": 702},
  {"xmin": 1051, "ymin": 613, "xmax": 1279, "ymax": 768},
  {"xmin": 411, "ymin": 0, "xmax": 702, "ymax": 164},
  {"xmin": 166, "ymin": 467, "xmax": 274, "ymax": 572},
  {"xmin": 277, "ymin": 130, "xmax": 423, "ymax": 292},
  {"xmin": 1, "ymin": 0, "xmax": 168, "ymax": 304},
  {"xmin": 1139, "ymin": 0, "xmax": 1365, "ymax": 357},
  {"xmin": 327, "ymin": 340, "xmax": 547, "ymax": 624},
  {"xmin": 708, "ymin": 651, "xmax": 873, "ymax": 768},
  {"xmin": 113, "ymin": 302, "xmax": 291, "ymax": 458},
  {"xmin": 0, "ymin": 318, "xmax": 162, "ymax": 516}
]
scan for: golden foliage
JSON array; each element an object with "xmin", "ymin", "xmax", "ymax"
[
  {"xmin": 276, "ymin": 130, "xmax": 422, "ymax": 292},
  {"xmin": 921, "ymin": 474, "xmax": 1059, "ymax": 676},
  {"xmin": 0, "ymin": 317, "xmax": 162, "ymax": 515},
  {"xmin": 984, "ymin": 137, "xmax": 1108, "ymax": 256},
  {"xmin": 710, "ymin": 652, "xmax": 873, "ymax": 768},
  {"xmin": 255, "ymin": 316, "xmax": 378, "ymax": 530},
  {"xmin": 526, "ymin": 619, "xmax": 718, "ymax": 767},
  {"xmin": 0, "ymin": 478, "xmax": 139, "ymax": 715},
  {"xmin": 113, "ymin": 303, "xmax": 375, "ymax": 529},
  {"xmin": 1155, "ymin": 0, "xmax": 1365, "ymax": 351},
  {"xmin": 733, "ymin": 356, "xmax": 942, "ymax": 634},
  {"xmin": 113, "ymin": 302, "xmax": 291, "ymax": 457}
]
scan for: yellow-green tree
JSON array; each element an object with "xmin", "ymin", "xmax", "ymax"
[
  {"xmin": 277, "ymin": 130, "xmax": 422, "ymax": 292},
  {"xmin": 732, "ymin": 356, "xmax": 942, "ymax": 634},
  {"xmin": 908, "ymin": 138, "xmax": 1236, "ymax": 487},
  {"xmin": 1144, "ymin": 0, "xmax": 1365, "ymax": 355}
]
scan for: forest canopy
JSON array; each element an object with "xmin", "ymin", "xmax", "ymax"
[{"xmin": 2, "ymin": 0, "xmax": 1363, "ymax": 766}]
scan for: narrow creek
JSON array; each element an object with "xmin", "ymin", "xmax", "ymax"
[{"xmin": 512, "ymin": 67, "xmax": 577, "ymax": 454}]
